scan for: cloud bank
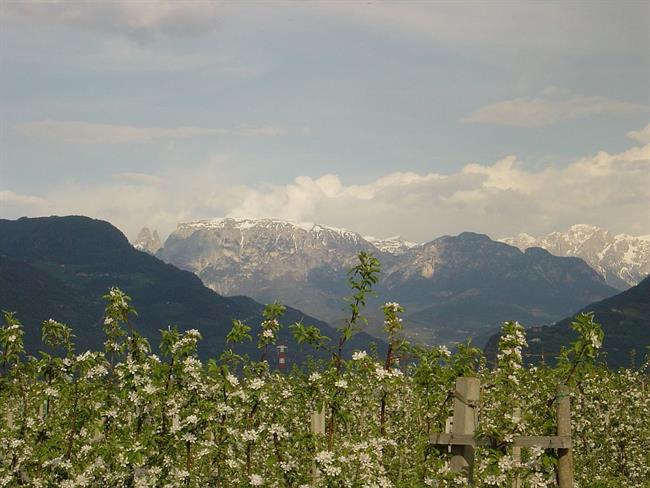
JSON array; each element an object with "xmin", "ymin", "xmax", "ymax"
[
  {"xmin": 225, "ymin": 143, "xmax": 649, "ymax": 240},
  {"xmin": 464, "ymin": 88, "xmax": 644, "ymax": 127},
  {"xmin": 3, "ymin": 127, "xmax": 648, "ymax": 242}
]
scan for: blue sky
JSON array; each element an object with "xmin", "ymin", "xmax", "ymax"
[{"xmin": 1, "ymin": 1, "xmax": 648, "ymax": 242}]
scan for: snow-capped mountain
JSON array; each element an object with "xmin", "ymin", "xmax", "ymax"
[
  {"xmin": 157, "ymin": 218, "xmax": 385, "ymax": 320},
  {"xmin": 160, "ymin": 219, "xmax": 375, "ymax": 284},
  {"xmin": 364, "ymin": 235, "xmax": 419, "ymax": 255},
  {"xmin": 500, "ymin": 224, "xmax": 650, "ymax": 289},
  {"xmin": 132, "ymin": 227, "xmax": 162, "ymax": 254},
  {"xmin": 156, "ymin": 218, "xmax": 617, "ymax": 345}
]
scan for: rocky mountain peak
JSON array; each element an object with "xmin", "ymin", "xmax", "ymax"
[{"xmin": 133, "ymin": 227, "xmax": 162, "ymax": 254}]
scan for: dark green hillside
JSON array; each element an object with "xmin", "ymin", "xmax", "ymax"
[
  {"xmin": 484, "ymin": 276, "xmax": 650, "ymax": 368},
  {"xmin": 0, "ymin": 216, "xmax": 381, "ymax": 361}
]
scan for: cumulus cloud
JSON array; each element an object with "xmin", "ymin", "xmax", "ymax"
[
  {"xmin": 226, "ymin": 139, "xmax": 650, "ymax": 241},
  {"xmin": 3, "ymin": 0, "xmax": 219, "ymax": 42},
  {"xmin": 463, "ymin": 88, "xmax": 644, "ymax": 127},
  {"xmin": 4, "ymin": 127, "xmax": 649, "ymax": 242},
  {"xmin": 628, "ymin": 123, "xmax": 650, "ymax": 143},
  {"xmin": 13, "ymin": 120, "xmax": 285, "ymax": 144}
]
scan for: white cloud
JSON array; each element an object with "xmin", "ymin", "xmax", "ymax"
[
  {"xmin": 463, "ymin": 88, "xmax": 644, "ymax": 127},
  {"xmin": 1, "ymin": 164, "xmax": 231, "ymax": 239},
  {"xmin": 3, "ymin": 0, "xmax": 219, "ymax": 42},
  {"xmin": 225, "ymin": 138, "xmax": 650, "ymax": 241},
  {"xmin": 13, "ymin": 120, "xmax": 285, "ymax": 145},
  {"xmin": 4, "ymin": 127, "xmax": 649, "ymax": 242},
  {"xmin": 0, "ymin": 190, "xmax": 47, "ymax": 207},
  {"xmin": 628, "ymin": 123, "xmax": 650, "ymax": 143}
]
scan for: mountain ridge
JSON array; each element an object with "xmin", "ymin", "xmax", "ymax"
[{"xmin": 500, "ymin": 224, "xmax": 650, "ymax": 289}]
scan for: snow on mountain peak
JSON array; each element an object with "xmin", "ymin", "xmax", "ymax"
[
  {"xmin": 500, "ymin": 225, "xmax": 649, "ymax": 288},
  {"xmin": 568, "ymin": 224, "xmax": 602, "ymax": 232},
  {"xmin": 172, "ymin": 218, "xmax": 428, "ymax": 256},
  {"xmin": 364, "ymin": 235, "xmax": 419, "ymax": 255},
  {"xmin": 175, "ymin": 217, "xmax": 363, "ymax": 241}
]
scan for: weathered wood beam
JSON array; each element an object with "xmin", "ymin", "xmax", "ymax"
[{"xmin": 430, "ymin": 433, "xmax": 572, "ymax": 449}]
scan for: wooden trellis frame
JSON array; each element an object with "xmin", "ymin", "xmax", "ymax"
[{"xmin": 430, "ymin": 377, "xmax": 574, "ymax": 487}]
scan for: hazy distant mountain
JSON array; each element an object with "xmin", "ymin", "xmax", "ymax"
[
  {"xmin": 500, "ymin": 224, "xmax": 650, "ymax": 289},
  {"xmin": 484, "ymin": 276, "xmax": 650, "ymax": 369},
  {"xmin": 158, "ymin": 218, "xmax": 617, "ymax": 345},
  {"xmin": 381, "ymin": 232, "xmax": 617, "ymax": 343},
  {"xmin": 133, "ymin": 227, "xmax": 162, "ymax": 254},
  {"xmin": 0, "ymin": 216, "xmax": 381, "ymax": 361}
]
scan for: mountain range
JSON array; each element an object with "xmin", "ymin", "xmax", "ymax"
[
  {"xmin": 155, "ymin": 218, "xmax": 618, "ymax": 345},
  {"xmin": 500, "ymin": 224, "xmax": 650, "ymax": 290},
  {"xmin": 0, "ymin": 216, "xmax": 380, "ymax": 362},
  {"xmin": 2, "ymin": 215, "xmax": 644, "ymax": 368}
]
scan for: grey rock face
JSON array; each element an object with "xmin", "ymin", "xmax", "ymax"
[
  {"xmin": 133, "ymin": 227, "xmax": 162, "ymax": 254},
  {"xmin": 157, "ymin": 218, "xmax": 388, "ymax": 321},
  {"xmin": 501, "ymin": 224, "xmax": 650, "ymax": 289}
]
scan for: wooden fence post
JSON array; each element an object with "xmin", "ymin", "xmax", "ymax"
[
  {"xmin": 311, "ymin": 407, "xmax": 326, "ymax": 480},
  {"xmin": 557, "ymin": 386, "xmax": 574, "ymax": 488},
  {"xmin": 450, "ymin": 377, "xmax": 480, "ymax": 483},
  {"xmin": 512, "ymin": 407, "xmax": 522, "ymax": 488}
]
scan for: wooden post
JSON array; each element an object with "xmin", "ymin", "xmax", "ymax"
[
  {"xmin": 443, "ymin": 416, "xmax": 453, "ymax": 454},
  {"xmin": 445, "ymin": 416, "xmax": 453, "ymax": 434},
  {"xmin": 557, "ymin": 386, "xmax": 574, "ymax": 488},
  {"xmin": 311, "ymin": 408, "xmax": 325, "ymax": 435},
  {"xmin": 311, "ymin": 407, "xmax": 325, "ymax": 480},
  {"xmin": 512, "ymin": 407, "xmax": 522, "ymax": 488},
  {"xmin": 450, "ymin": 377, "xmax": 480, "ymax": 483}
]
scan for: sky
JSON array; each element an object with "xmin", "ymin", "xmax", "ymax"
[{"xmin": 1, "ymin": 0, "xmax": 649, "ymax": 243}]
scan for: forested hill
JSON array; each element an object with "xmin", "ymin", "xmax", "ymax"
[
  {"xmin": 0, "ymin": 216, "xmax": 380, "ymax": 361},
  {"xmin": 485, "ymin": 275, "xmax": 650, "ymax": 368}
]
